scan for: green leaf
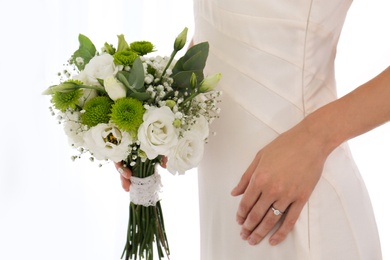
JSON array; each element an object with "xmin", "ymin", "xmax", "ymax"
[
  {"xmin": 171, "ymin": 71, "xmax": 204, "ymax": 91},
  {"xmin": 129, "ymin": 92, "xmax": 151, "ymax": 101},
  {"xmin": 171, "ymin": 42, "xmax": 209, "ymax": 90},
  {"xmin": 116, "ymin": 58, "xmax": 145, "ymax": 95},
  {"xmin": 173, "ymin": 42, "xmax": 209, "ymax": 72},
  {"xmin": 97, "ymin": 78, "xmax": 104, "ymax": 87},
  {"xmin": 71, "ymin": 34, "xmax": 97, "ymax": 71},
  {"xmin": 127, "ymin": 57, "xmax": 145, "ymax": 91},
  {"xmin": 116, "ymin": 71, "xmax": 132, "ymax": 89}
]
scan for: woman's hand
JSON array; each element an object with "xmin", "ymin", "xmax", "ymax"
[
  {"xmin": 231, "ymin": 121, "xmax": 330, "ymax": 246},
  {"xmin": 114, "ymin": 157, "xmax": 168, "ymax": 192},
  {"xmin": 230, "ymin": 66, "xmax": 390, "ymax": 246},
  {"xmin": 231, "ymin": 66, "xmax": 390, "ymax": 246},
  {"xmin": 114, "ymin": 162, "xmax": 132, "ymax": 192}
]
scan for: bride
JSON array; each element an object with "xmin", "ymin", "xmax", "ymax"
[{"xmin": 116, "ymin": 0, "xmax": 388, "ymax": 259}]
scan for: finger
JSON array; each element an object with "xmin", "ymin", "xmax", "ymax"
[
  {"xmin": 160, "ymin": 156, "xmax": 167, "ymax": 168},
  {"xmin": 120, "ymin": 174, "xmax": 131, "ymax": 192},
  {"xmin": 239, "ymin": 197, "xmax": 274, "ymax": 240},
  {"xmin": 231, "ymin": 153, "xmax": 261, "ymax": 196},
  {"xmin": 269, "ymin": 201, "xmax": 304, "ymax": 246},
  {"xmin": 246, "ymin": 203, "xmax": 289, "ymax": 245},
  {"xmin": 235, "ymin": 175, "xmax": 265, "ymax": 225},
  {"xmin": 114, "ymin": 162, "xmax": 132, "ymax": 179}
]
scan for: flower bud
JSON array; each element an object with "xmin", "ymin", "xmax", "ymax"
[
  {"xmin": 42, "ymin": 81, "xmax": 81, "ymax": 95},
  {"xmin": 165, "ymin": 100, "xmax": 176, "ymax": 109},
  {"xmin": 103, "ymin": 42, "xmax": 116, "ymax": 55},
  {"xmin": 174, "ymin": 27, "xmax": 188, "ymax": 51},
  {"xmin": 199, "ymin": 73, "xmax": 222, "ymax": 93},
  {"xmin": 104, "ymin": 76, "xmax": 127, "ymax": 101},
  {"xmin": 190, "ymin": 72, "xmax": 198, "ymax": 89},
  {"xmin": 173, "ymin": 118, "xmax": 182, "ymax": 128},
  {"xmin": 117, "ymin": 34, "xmax": 129, "ymax": 52}
]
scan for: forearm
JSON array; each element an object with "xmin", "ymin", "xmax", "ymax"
[{"xmin": 303, "ymin": 66, "xmax": 390, "ymax": 155}]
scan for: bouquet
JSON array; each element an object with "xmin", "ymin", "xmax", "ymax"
[{"xmin": 43, "ymin": 28, "xmax": 221, "ymax": 260}]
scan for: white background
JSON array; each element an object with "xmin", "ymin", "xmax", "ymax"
[{"xmin": 0, "ymin": 0, "xmax": 389, "ymax": 259}]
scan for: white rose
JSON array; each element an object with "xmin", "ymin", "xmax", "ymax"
[
  {"xmin": 191, "ymin": 115, "xmax": 209, "ymax": 140},
  {"xmin": 138, "ymin": 106, "xmax": 179, "ymax": 159},
  {"xmin": 104, "ymin": 76, "xmax": 127, "ymax": 100},
  {"xmin": 167, "ymin": 130, "xmax": 205, "ymax": 175},
  {"xmin": 78, "ymin": 54, "xmax": 120, "ymax": 86},
  {"xmin": 83, "ymin": 123, "xmax": 132, "ymax": 162}
]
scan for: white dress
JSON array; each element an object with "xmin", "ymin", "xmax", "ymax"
[{"xmin": 193, "ymin": 0, "xmax": 382, "ymax": 259}]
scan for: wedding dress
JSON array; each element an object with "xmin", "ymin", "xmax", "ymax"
[{"xmin": 193, "ymin": 0, "xmax": 382, "ymax": 259}]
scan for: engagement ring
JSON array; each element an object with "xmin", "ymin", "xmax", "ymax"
[{"xmin": 271, "ymin": 206, "xmax": 284, "ymax": 216}]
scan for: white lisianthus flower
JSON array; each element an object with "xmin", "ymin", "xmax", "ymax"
[
  {"xmin": 191, "ymin": 115, "xmax": 209, "ymax": 140},
  {"xmin": 62, "ymin": 111, "xmax": 85, "ymax": 148},
  {"xmin": 138, "ymin": 106, "xmax": 179, "ymax": 159},
  {"xmin": 77, "ymin": 53, "xmax": 120, "ymax": 86},
  {"xmin": 83, "ymin": 123, "xmax": 132, "ymax": 162},
  {"xmin": 167, "ymin": 131, "xmax": 205, "ymax": 175},
  {"xmin": 104, "ymin": 76, "xmax": 127, "ymax": 100}
]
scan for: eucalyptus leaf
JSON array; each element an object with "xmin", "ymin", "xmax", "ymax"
[
  {"xmin": 116, "ymin": 58, "xmax": 145, "ymax": 95},
  {"xmin": 129, "ymin": 92, "xmax": 151, "ymax": 101},
  {"xmin": 172, "ymin": 42, "xmax": 209, "ymax": 73},
  {"xmin": 116, "ymin": 71, "xmax": 132, "ymax": 89},
  {"xmin": 172, "ymin": 71, "xmax": 204, "ymax": 91},
  {"xmin": 127, "ymin": 57, "xmax": 145, "ymax": 91},
  {"xmin": 171, "ymin": 42, "xmax": 209, "ymax": 90},
  {"xmin": 71, "ymin": 34, "xmax": 97, "ymax": 71}
]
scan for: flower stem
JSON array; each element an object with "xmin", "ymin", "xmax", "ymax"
[
  {"xmin": 161, "ymin": 50, "xmax": 177, "ymax": 78},
  {"xmin": 121, "ymin": 158, "xmax": 170, "ymax": 260},
  {"xmin": 80, "ymin": 84, "xmax": 107, "ymax": 94}
]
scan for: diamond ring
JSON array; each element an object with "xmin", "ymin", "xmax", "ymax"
[{"xmin": 271, "ymin": 206, "xmax": 284, "ymax": 216}]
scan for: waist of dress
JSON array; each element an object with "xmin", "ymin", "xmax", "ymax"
[{"xmin": 194, "ymin": 19, "xmax": 338, "ymax": 133}]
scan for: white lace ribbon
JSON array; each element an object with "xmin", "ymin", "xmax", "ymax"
[{"xmin": 130, "ymin": 172, "xmax": 162, "ymax": 206}]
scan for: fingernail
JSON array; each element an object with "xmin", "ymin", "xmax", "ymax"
[
  {"xmin": 270, "ymin": 239, "xmax": 278, "ymax": 246},
  {"xmin": 232, "ymin": 183, "xmax": 240, "ymax": 191},
  {"xmin": 248, "ymin": 237, "xmax": 257, "ymax": 245},
  {"xmin": 117, "ymin": 167, "xmax": 124, "ymax": 175},
  {"xmin": 240, "ymin": 232, "xmax": 248, "ymax": 240}
]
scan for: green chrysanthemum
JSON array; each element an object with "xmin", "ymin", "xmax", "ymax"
[
  {"xmin": 130, "ymin": 41, "xmax": 155, "ymax": 56},
  {"xmin": 113, "ymin": 50, "xmax": 139, "ymax": 66},
  {"xmin": 110, "ymin": 97, "xmax": 145, "ymax": 133},
  {"xmin": 81, "ymin": 96, "xmax": 113, "ymax": 127},
  {"xmin": 67, "ymin": 79, "xmax": 84, "ymax": 85},
  {"xmin": 51, "ymin": 89, "xmax": 83, "ymax": 112}
]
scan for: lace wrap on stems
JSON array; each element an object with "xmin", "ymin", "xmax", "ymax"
[{"xmin": 130, "ymin": 172, "xmax": 162, "ymax": 206}]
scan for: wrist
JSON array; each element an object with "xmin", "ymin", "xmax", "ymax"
[{"xmin": 300, "ymin": 108, "xmax": 345, "ymax": 157}]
